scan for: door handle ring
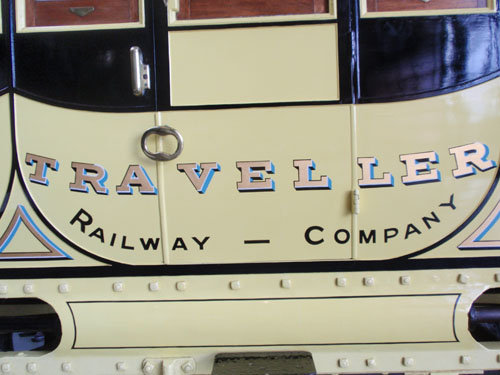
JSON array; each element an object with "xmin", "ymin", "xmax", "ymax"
[{"xmin": 141, "ymin": 126, "xmax": 184, "ymax": 161}]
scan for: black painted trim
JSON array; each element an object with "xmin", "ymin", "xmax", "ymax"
[
  {"xmin": 12, "ymin": 88, "xmax": 154, "ymax": 113},
  {"xmin": 12, "ymin": 0, "xmax": 156, "ymax": 112},
  {"xmin": 0, "ymin": 92, "xmax": 14, "ymax": 220},
  {"xmin": 358, "ymin": 70, "xmax": 500, "ymax": 104},
  {"xmin": 0, "ymin": 257, "xmax": 500, "ymax": 279},
  {"xmin": 357, "ymin": 12, "xmax": 500, "ymax": 103},
  {"xmin": 153, "ymin": 0, "xmax": 170, "ymax": 111},
  {"xmin": 165, "ymin": 18, "xmax": 337, "ymax": 32},
  {"xmin": 452, "ymin": 294, "xmax": 460, "ymax": 342},
  {"xmin": 72, "ymin": 341, "xmax": 457, "ymax": 350},
  {"xmin": 166, "ymin": 100, "xmax": 342, "ymax": 111},
  {"xmin": 6, "ymin": 1, "xmax": 500, "ymax": 110},
  {"xmin": 337, "ymin": 0, "xmax": 357, "ymax": 104}
]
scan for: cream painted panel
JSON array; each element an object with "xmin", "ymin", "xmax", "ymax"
[
  {"xmin": 355, "ymin": 79, "xmax": 500, "ymax": 260},
  {"xmin": 71, "ymin": 295, "xmax": 457, "ymax": 348},
  {"xmin": 15, "ymin": 95, "xmax": 162, "ymax": 265},
  {"xmin": 160, "ymin": 105, "xmax": 352, "ymax": 264},
  {"xmin": 168, "ymin": 24, "xmax": 339, "ymax": 106},
  {"xmin": 0, "ymin": 269, "xmax": 493, "ymax": 373},
  {"xmin": 0, "ymin": 95, "xmax": 11, "ymax": 213}
]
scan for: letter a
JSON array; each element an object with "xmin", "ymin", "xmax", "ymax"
[{"xmin": 116, "ymin": 165, "xmax": 157, "ymax": 195}]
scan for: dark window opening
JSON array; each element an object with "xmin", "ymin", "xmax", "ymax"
[
  {"xmin": 0, "ymin": 298, "xmax": 61, "ymax": 353},
  {"xmin": 469, "ymin": 288, "xmax": 500, "ymax": 344}
]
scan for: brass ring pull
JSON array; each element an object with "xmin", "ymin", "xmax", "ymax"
[{"xmin": 141, "ymin": 126, "xmax": 184, "ymax": 161}]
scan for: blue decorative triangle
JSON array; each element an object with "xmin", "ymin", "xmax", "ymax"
[
  {"xmin": 0, "ymin": 205, "xmax": 71, "ymax": 259},
  {"xmin": 459, "ymin": 200, "xmax": 500, "ymax": 250}
]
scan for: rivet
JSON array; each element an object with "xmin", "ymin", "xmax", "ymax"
[
  {"xmin": 230, "ymin": 280, "xmax": 241, "ymax": 290},
  {"xmin": 366, "ymin": 358, "xmax": 376, "ymax": 368},
  {"xmin": 58, "ymin": 283, "xmax": 70, "ymax": 294},
  {"xmin": 26, "ymin": 362, "xmax": 37, "ymax": 373},
  {"xmin": 113, "ymin": 282, "xmax": 124, "ymax": 292},
  {"xmin": 116, "ymin": 362, "xmax": 127, "ymax": 371},
  {"xmin": 402, "ymin": 357, "xmax": 414, "ymax": 367},
  {"xmin": 336, "ymin": 277, "xmax": 347, "ymax": 287},
  {"xmin": 338, "ymin": 358, "xmax": 349, "ymax": 368},
  {"xmin": 1, "ymin": 363, "xmax": 11, "ymax": 373},
  {"xmin": 458, "ymin": 274, "xmax": 469, "ymax": 284},
  {"xmin": 181, "ymin": 362, "xmax": 194, "ymax": 373},
  {"xmin": 460, "ymin": 355, "xmax": 471, "ymax": 365},
  {"xmin": 143, "ymin": 361, "xmax": 155, "ymax": 375},
  {"xmin": 495, "ymin": 273, "xmax": 500, "ymax": 282},
  {"xmin": 0, "ymin": 285, "xmax": 7, "ymax": 295},
  {"xmin": 23, "ymin": 283, "xmax": 35, "ymax": 294},
  {"xmin": 400, "ymin": 276, "xmax": 411, "ymax": 285},
  {"xmin": 363, "ymin": 277, "xmax": 375, "ymax": 287},
  {"xmin": 176, "ymin": 281, "xmax": 187, "ymax": 291},
  {"xmin": 280, "ymin": 279, "xmax": 292, "ymax": 289},
  {"xmin": 61, "ymin": 362, "xmax": 72, "ymax": 372},
  {"xmin": 149, "ymin": 282, "xmax": 160, "ymax": 292}
]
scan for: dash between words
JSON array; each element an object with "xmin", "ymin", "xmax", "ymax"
[{"xmin": 24, "ymin": 142, "xmax": 496, "ymax": 194}]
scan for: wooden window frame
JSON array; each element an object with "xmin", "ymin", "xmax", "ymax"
[
  {"xmin": 360, "ymin": 0, "xmax": 495, "ymax": 17},
  {"xmin": 23, "ymin": 0, "xmax": 139, "ymax": 29}
]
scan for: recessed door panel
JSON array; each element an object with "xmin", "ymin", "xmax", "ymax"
[
  {"xmin": 15, "ymin": 95, "xmax": 162, "ymax": 265},
  {"xmin": 159, "ymin": 105, "xmax": 352, "ymax": 264},
  {"xmin": 168, "ymin": 24, "xmax": 339, "ymax": 106},
  {"xmin": 355, "ymin": 79, "xmax": 500, "ymax": 259}
]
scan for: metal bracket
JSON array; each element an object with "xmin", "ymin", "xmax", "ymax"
[
  {"xmin": 163, "ymin": 358, "xmax": 196, "ymax": 375},
  {"xmin": 142, "ymin": 358, "xmax": 196, "ymax": 375},
  {"xmin": 352, "ymin": 189, "xmax": 360, "ymax": 215}
]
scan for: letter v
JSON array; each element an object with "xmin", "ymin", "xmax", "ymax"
[{"xmin": 177, "ymin": 163, "xmax": 221, "ymax": 193}]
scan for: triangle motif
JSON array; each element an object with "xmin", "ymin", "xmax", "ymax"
[
  {"xmin": 0, "ymin": 205, "xmax": 71, "ymax": 259},
  {"xmin": 459, "ymin": 199, "xmax": 500, "ymax": 250}
]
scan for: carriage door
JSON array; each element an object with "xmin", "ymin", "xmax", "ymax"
[
  {"xmin": 12, "ymin": 0, "xmax": 163, "ymax": 265},
  {"xmin": 157, "ymin": 0, "xmax": 354, "ymax": 265}
]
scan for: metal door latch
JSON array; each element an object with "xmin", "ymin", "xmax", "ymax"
[
  {"xmin": 141, "ymin": 125, "xmax": 184, "ymax": 161},
  {"xmin": 130, "ymin": 46, "xmax": 150, "ymax": 97}
]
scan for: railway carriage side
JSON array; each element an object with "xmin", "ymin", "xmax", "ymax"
[{"xmin": 2, "ymin": 0, "xmax": 500, "ymax": 374}]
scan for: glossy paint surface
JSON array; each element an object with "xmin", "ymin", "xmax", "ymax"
[
  {"xmin": 2, "ymin": 1, "xmax": 500, "ymax": 373},
  {"xmin": 358, "ymin": 14, "xmax": 500, "ymax": 102}
]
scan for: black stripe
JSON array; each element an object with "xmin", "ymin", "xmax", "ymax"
[{"xmin": 0, "ymin": 257, "xmax": 500, "ymax": 279}]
